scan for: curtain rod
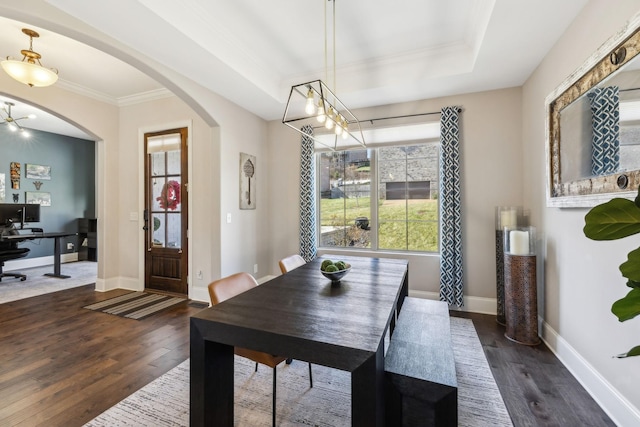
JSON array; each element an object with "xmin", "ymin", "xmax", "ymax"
[
  {"xmin": 361, "ymin": 108, "xmax": 463, "ymax": 124},
  {"xmin": 310, "ymin": 108, "xmax": 462, "ymax": 130},
  {"xmin": 359, "ymin": 111, "xmax": 440, "ymax": 125}
]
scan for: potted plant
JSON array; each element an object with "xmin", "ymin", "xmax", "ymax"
[{"xmin": 584, "ymin": 187, "xmax": 640, "ymax": 357}]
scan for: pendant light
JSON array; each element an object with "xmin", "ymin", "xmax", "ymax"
[
  {"xmin": 2, "ymin": 28, "xmax": 59, "ymax": 88},
  {"xmin": 282, "ymin": 0, "xmax": 365, "ymax": 150}
]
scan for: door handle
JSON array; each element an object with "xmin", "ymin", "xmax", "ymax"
[{"xmin": 143, "ymin": 209, "xmax": 149, "ymax": 230}]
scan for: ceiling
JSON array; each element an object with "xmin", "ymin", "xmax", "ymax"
[{"xmin": 0, "ymin": 0, "xmax": 588, "ymax": 140}]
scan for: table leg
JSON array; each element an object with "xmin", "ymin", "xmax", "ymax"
[
  {"xmin": 352, "ymin": 341, "xmax": 385, "ymax": 426},
  {"xmin": 190, "ymin": 319, "xmax": 234, "ymax": 427},
  {"xmin": 44, "ymin": 236, "xmax": 70, "ymax": 279}
]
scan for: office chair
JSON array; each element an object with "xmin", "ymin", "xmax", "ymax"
[
  {"xmin": 0, "ymin": 236, "xmax": 30, "ymax": 281},
  {"xmin": 208, "ymin": 272, "xmax": 312, "ymax": 427},
  {"xmin": 278, "ymin": 254, "xmax": 306, "ymax": 274}
]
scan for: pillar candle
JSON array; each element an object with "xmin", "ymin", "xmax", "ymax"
[{"xmin": 509, "ymin": 230, "xmax": 530, "ymax": 255}]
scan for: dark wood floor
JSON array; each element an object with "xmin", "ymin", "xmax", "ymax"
[
  {"xmin": 0, "ymin": 284, "xmax": 615, "ymax": 427},
  {"xmin": 452, "ymin": 311, "xmax": 615, "ymax": 427}
]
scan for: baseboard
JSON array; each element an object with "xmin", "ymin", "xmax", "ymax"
[
  {"xmin": 409, "ymin": 290, "xmax": 498, "ymax": 315},
  {"xmin": 540, "ymin": 321, "xmax": 640, "ymax": 427},
  {"xmin": 407, "ymin": 294, "xmax": 640, "ymax": 425},
  {"xmin": 256, "ymin": 274, "xmax": 277, "ymax": 284},
  {"xmin": 4, "ymin": 253, "xmax": 79, "ymax": 270},
  {"xmin": 190, "ymin": 286, "xmax": 210, "ymax": 304},
  {"xmin": 94, "ymin": 276, "xmax": 141, "ymax": 293}
]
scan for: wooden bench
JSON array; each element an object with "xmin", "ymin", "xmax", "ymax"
[{"xmin": 385, "ymin": 297, "xmax": 457, "ymax": 426}]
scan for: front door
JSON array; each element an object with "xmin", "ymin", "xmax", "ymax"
[{"xmin": 144, "ymin": 128, "xmax": 188, "ymax": 295}]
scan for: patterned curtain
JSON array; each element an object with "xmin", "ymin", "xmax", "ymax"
[
  {"xmin": 588, "ymin": 86, "xmax": 620, "ymax": 176},
  {"xmin": 439, "ymin": 106, "xmax": 463, "ymax": 307},
  {"xmin": 299, "ymin": 125, "xmax": 317, "ymax": 262}
]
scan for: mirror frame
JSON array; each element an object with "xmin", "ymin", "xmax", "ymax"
[{"xmin": 546, "ymin": 12, "xmax": 640, "ymax": 207}]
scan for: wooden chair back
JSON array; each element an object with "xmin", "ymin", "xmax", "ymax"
[{"xmin": 278, "ymin": 254, "xmax": 306, "ymax": 274}]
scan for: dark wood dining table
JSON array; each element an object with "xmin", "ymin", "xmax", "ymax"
[{"xmin": 190, "ymin": 254, "xmax": 409, "ymax": 426}]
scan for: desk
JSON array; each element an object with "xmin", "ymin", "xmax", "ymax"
[
  {"xmin": 1, "ymin": 232, "xmax": 77, "ymax": 278},
  {"xmin": 190, "ymin": 255, "xmax": 409, "ymax": 427}
]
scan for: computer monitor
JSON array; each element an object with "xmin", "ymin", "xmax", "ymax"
[
  {"xmin": 24, "ymin": 204, "xmax": 40, "ymax": 223},
  {"xmin": 0, "ymin": 203, "xmax": 41, "ymax": 228}
]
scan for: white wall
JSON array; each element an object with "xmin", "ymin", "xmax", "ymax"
[
  {"xmin": 523, "ymin": 1, "xmax": 640, "ymax": 425},
  {"xmin": 115, "ymin": 90, "xmax": 269, "ymax": 301},
  {"xmin": 267, "ymin": 87, "xmax": 523, "ymax": 313}
]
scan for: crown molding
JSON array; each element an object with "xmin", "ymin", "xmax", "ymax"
[
  {"xmin": 55, "ymin": 78, "xmax": 173, "ymax": 108},
  {"xmin": 117, "ymin": 88, "xmax": 174, "ymax": 107}
]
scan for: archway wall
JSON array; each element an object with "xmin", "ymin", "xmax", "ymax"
[
  {"xmin": 0, "ymin": 5, "xmax": 271, "ymax": 299},
  {"xmin": 0, "ymin": 71, "xmax": 119, "ymax": 283}
]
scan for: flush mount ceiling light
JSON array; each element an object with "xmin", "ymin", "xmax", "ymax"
[
  {"xmin": 0, "ymin": 102, "xmax": 35, "ymax": 137},
  {"xmin": 1, "ymin": 28, "xmax": 59, "ymax": 88},
  {"xmin": 282, "ymin": 0, "xmax": 365, "ymax": 150}
]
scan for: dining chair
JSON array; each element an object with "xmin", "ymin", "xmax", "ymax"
[
  {"xmin": 278, "ymin": 254, "xmax": 306, "ymax": 274},
  {"xmin": 208, "ymin": 272, "xmax": 312, "ymax": 427}
]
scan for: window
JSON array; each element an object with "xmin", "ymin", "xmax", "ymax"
[{"xmin": 318, "ymin": 142, "xmax": 439, "ymax": 253}]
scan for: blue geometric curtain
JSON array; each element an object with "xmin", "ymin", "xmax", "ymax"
[
  {"xmin": 299, "ymin": 125, "xmax": 317, "ymax": 262},
  {"xmin": 588, "ymin": 86, "xmax": 620, "ymax": 176},
  {"xmin": 439, "ymin": 106, "xmax": 463, "ymax": 307}
]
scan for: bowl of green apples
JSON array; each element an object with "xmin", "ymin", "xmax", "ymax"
[{"xmin": 320, "ymin": 259, "xmax": 351, "ymax": 284}]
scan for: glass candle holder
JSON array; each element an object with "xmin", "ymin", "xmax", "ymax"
[
  {"xmin": 495, "ymin": 206, "xmax": 521, "ymax": 230},
  {"xmin": 495, "ymin": 206, "xmax": 524, "ymax": 326},
  {"xmin": 504, "ymin": 226, "xmax": 536, "ymax": 256}
]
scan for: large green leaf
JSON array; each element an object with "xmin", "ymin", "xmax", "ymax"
[
  {"xmin": 615, "ymin": 346, "xmax": 640, "ymax": 358},
  {"xmin": 626, "ymin": 279, "xmax": 640, "ymax": 289},
  {"xmin": 584, "ymin": 198, "xmax": 640, "ymax": 240},
  {"xmin": 612, "ymin": 287, "xmax": 640, "ymax": 322},
  {"xmin": 620, "ymin": 248, "xmax": 640, "ymax": 282}
]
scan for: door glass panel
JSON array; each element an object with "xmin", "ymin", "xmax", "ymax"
[
  {"xmin": 167, "ymin": 213, "xmax": 181, "ymax": 249},
  {"xmin": 167, "ymin": 150, "xmax": 181, "ymax": 175},
  {"xmin": 151, "ymin": 152, "xmax": 165, "ymax": 176},
  {"xmin": 152, "ymin": 177, "xmax": 166, "ymax": 211},
  {"xmin": 160, "ymin": 177, "xmax": 181, "ymax": 212},
  {"xmin": 152, "ymin": 213, "xmax": 165, "ymax": 247}
]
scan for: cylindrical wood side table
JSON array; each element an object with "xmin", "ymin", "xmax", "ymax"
[
  {"xmin": 495, "ymin": 229, "xmax": 506, "ymax": 325},
  {"xmin": 495, "ymin": 206, "xmax": 522, "ymax": 326},
  {"xmin": 503, "ymin": 226, "xmax": 540, "ymax": 346},
  {"xmin": 504, "ymin": 254, "xmax": 540, "ymax": 345}
]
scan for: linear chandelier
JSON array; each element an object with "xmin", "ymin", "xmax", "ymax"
[
  {"xmin": 282, "ymin": 0, "xmax": 365, "ymax": 150},
  {"xmin": 1, "ymin": 28, "xmax": 58, "ymax": 88},
  {"xmin": 0, "ymin": 102, "xmax": 35, "ymax": 137}
]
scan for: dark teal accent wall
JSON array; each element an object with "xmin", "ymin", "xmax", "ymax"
[{"xmin": 0, "ymin": 126, "xmax": 95, "ymax": 259}]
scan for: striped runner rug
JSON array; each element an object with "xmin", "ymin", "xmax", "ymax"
[{"xmin": 83, "ymin": 291, "xmax": 187, "ymax": 320}]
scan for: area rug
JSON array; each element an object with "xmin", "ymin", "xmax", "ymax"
[
  {"xmin": 0, "ymin": 261, "xmax": 97, "ymax": 304},
  {"xmin": 84, "ymin": 317, "xmax": 512, "ymax": 426},
  {"xmin": 83, "ymin": 291, "xmax": 187, "ymax": 320}
]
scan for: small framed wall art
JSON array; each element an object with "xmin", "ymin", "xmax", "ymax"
[
  {"xmin": 25, "ymin": 164, "xmax": 51, "ymax": 180},
  {"xmin": 10, "ymin": 162, "xmax": 20, "ymax": 189},
  {"xmin": 0, "ymin": 173, "xmax": 5, "ymax": 202},
  {"xmin": 239, "ymin": 152, "xmax": 256, "ymax": 210},
  {"xmin": 25, "ymin": 191, "xmax": 51, "ymax": 206}
]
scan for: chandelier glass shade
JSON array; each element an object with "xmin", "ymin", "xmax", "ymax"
[
  {"xmin": 282, "ymin": 79, "xmax": 365, "ymax": 150},
  {"xmin": 1, "ymin": 29, "xmax": 58, "ymax": 88}
]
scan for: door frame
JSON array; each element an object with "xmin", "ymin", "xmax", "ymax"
[{"xmin": 137, "ymin": 120, "xmax": 193, "ymax": 298}]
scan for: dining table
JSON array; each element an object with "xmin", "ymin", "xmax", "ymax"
[{"xmin": 190, "ymin": 254, "xmax": 409, "ymax": 427}]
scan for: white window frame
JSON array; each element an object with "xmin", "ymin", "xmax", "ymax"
[{"xmin": 315, "ymin": 139, "xmax": 440, "ymax": 254}]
